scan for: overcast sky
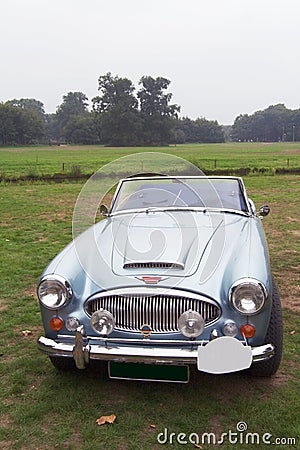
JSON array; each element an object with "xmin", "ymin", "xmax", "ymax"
[{"xmin": 1, "ymin": 0, "xmax": 299, "ymax": 124}]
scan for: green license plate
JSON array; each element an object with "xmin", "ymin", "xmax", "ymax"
[{"xmin": 109, "ymin": 362, "xmax": 189, "ymax": 383}]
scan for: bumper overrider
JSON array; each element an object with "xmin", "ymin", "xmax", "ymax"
[{"xmin": 37, "ymin": 325, "xmax": 275, "ymax": 374}]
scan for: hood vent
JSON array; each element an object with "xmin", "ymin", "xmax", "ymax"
[{"xmin": 123, "ymin": 261, "xmax": 184, "ymax": 270}]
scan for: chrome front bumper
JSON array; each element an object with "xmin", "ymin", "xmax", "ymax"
[{"xmin": 38, "ymin": 325, "xmax": 275, "ymax": 371}]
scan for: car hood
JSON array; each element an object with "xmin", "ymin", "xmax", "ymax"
[{"xmin": 110, "ymin": 211, "xmax": 224, "ymax": 276}]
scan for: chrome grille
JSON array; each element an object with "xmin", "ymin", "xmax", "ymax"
[{"xmin": 85, "ymin": 288, "xmax": 220, "ymax": 332}]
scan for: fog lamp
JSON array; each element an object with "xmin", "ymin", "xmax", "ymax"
[
  {"xmin": 223, "ymin": 322, "xmax": 238, "ymax": 337},
  {"xmin": 91, "ymin": 309, "xmax": 115, "ymax": 335},
  {"xmin": 178, "ymin": 310, "xmax": 204, "ymax": 338},
  {"xmin": 66, "ymin": 317, "xmax": 80, "ymax": 331}
]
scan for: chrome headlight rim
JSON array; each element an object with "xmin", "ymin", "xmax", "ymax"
[
  {"xmin": 37, "ymin": 275, "xmax": 72, "ymax": 310},
  {"xmin": 229, "ymin": 277, "xmax": 267, "ymax": 315}
]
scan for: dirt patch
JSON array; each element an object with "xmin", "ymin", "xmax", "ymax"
[
  {"xmin": 0, "ymin": 301, "xmax": 8, "ymax": 312},
  {"xmin": 290, "ymin": 230, "xmax": 300, "ymax": 237},
  {"xmin": 23, "ymin": 286, "xmax": 38, "ymax": 298},
  {"xmin": 258, "ymin": 366, "xmax": 294, "ymax": 389},
  {"xmin": 284, "ymin": 148, "xmax": 300, "ymax": 154},
  {"xmin": 287, "ymin": 216, "xmax": 300, "ymax": 223},
  {"xmin": 208, "ymin": 414, "xmax": 226, "ymax": 444},
  {"xmin": 195, "ymin": 366, "xmax": 294, "ymax": 405},
  {"xmin": 0, "ymin": 414, "xmax": 13, "ymax": 429},
  {"xmin": 276, "ymin": 273, "xmax": 300, "ymax": 311},
  {"xmin": 0, "ymin": 440, "xmax": 13, "ymax": 450},
  {"xmin": 283, "ymin": 295, "xmax": 300, "ymax": 311}
]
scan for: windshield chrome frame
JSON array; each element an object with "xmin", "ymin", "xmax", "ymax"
[{"xmin": 108, "ymin": 176, "xmax": 253, "ymax": 217}]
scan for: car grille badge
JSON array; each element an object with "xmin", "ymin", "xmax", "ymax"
[
  {"xmin": 135, "ymin": 276, "xmax": 168, "ymax": 284},
  {"xmin": 140, "ymin": 324, "xmax": 152, "ymax": 338}
]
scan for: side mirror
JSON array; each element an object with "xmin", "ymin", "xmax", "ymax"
[
  {"xmin": 258, "ymin": 205, "xmax": 270, "ymax": 218},
  {"xmin": 99, "ymin": 204, "xmax": 109, "ymax": 216}
]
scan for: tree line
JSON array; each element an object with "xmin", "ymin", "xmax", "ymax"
[
  {"xmin": 0, "ymin": 73, "xmax": 225, "ymax": 146},
  {"xmin": 0, "ymin": 73, "xmax": 299, "ymax": 146},
  {"xmin": 231, "ymin": 104, "xmax": 300, "ymax": 142}
]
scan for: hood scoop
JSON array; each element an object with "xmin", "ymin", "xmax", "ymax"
[{"xmin": 123, "ymin": 261, "xmax": 184, "ymax": 270}]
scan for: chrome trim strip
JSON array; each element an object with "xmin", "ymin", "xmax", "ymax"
[
  {"xmin": 252, "ymin": 343, "xmax": 275, "ymax": 362},
  {"xmin": 110, "ymin": 207, "xmax": 251, "ymax": 218},
  {"xmin": 57, "ymin": 334, "xmax": 210, "ymax": 345}
]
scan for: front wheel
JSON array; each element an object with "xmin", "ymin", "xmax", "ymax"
[{"xmin": 248, "ymin": 278, "xmax": 283, "ymax": 377}]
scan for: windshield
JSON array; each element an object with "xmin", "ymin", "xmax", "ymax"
[{"xmin": 111, "ymin": 177, "xmax": 248, "ymax": 213}]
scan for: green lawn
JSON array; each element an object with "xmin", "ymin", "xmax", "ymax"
[
  {"xmin": 0, "ymin": 142, "xmax": 299, "ymax": 179},
  {"xmin": 0, "ymin": 147, "xmax": 299, "ymax": 449}
]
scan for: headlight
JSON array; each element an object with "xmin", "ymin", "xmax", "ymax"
[
  {"xmin": 38, "ymin": 275, "xmax": 72, "ymax": 309},
  {"xmin": 91, "ymin": 309, "xmax": 115, "ymax": 335},
  {"xmin": 178, "ymin": 310, "xmax": 205, "ymax": 338},
  {"xmin": 230, "ymin": 278, "xmax": 267, "ymax": 315}
]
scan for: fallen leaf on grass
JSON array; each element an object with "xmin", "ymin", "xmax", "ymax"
[
  {"xmin": 150, "ymin": 424, "xmax": 156, "ymax": 429},
  {"xmin": 22, "ymin": 330, "xmax": 32, "ymax": 336},
  {"xmin": 96, "ymin": 414, "xmax": 116, "ymax": 426},
  {"xmin": 289, "ymin": 330, "xmax": 296, "ymax": 335}
]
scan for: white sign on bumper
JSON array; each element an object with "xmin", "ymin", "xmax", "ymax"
[{"xmin": 197, "ymin": 336, "xmax": 252, "ymax": 374}]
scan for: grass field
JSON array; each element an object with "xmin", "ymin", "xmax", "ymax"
[
  {"xmin": 0, "ymin": 144, "xmax": 299, "ymax": 449},
  {"xmin": 0, "ymin": 142, "xmax": 300, "ymax": 179}
]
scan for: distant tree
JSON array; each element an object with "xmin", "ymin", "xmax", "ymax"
[
  {"xmin": 55, "ymin": 91, "xmax": 89, "ymax": 141},
  {"xmin": 56, "ymin": 92, "xmax": 89, "ymax": 119},
  {"xmin": 231, "ymin": 104, "xmax": 300, "ymax": 142},
  {"xmin": 175, "ymin": 117, "xmax": 225, "ymax": 143},
  {"xmin": 45, "ymin": 113, "xmax": 60, "ymax": 143},
  {"xmin": 222, "ymin": 125, "xmax": 232, "ymax": 141},
  {"xmin": 16, "ymin": 108, "xmax": 46, "ymax": 144},
  {"xmin": 92, "ymin": 72, "xmax": 142, "ymax": 146},
  {"xmin": 7, "ymin": 98, "xmax": 45, "ymax": 117},
  {"xmin": 137, "ymin": 76, "xmax": 180, "ymax": 145},
  {"xmin": 170, "ymin": 126, "xmax": 185, "ymax": 144},
  {"xmin": 194, "ymin": 118, "xmax": 225, "ymax": 143},
  {"xmin": 0, "ymin": 103, "xmax": 18, "ymax": 145},
  {"xmin": 63, "ymin": 114, "xmax": 99, "ymax": 144},
  {"xmin": 0, "ymin": 100, "xmax": 46, "ymax": 145},
  {"xmin": 290, "ymin": 109, "xmax": 300, "ymax": 141},
  {"xmin": 231, "ymin": 114, "xmax": 254, "ymax": 141}
]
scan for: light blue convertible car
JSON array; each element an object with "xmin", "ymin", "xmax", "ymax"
[{"xmin": 37, "ymin": 176, "xmax": 283, "ymax": 382}]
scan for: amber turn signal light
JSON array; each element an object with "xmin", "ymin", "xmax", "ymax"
[
  {"xmin": 240, "ymin": 323, "xmax": 256, "ymax": 338},
  {"xmin": 50, "ymin": 317, "xmax": 64, "ymax": 331}
]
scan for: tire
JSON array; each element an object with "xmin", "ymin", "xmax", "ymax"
[
  {"xmin": 49, "ymin": 355, "xmax": 77, "ymax": 371},
  {"xmin": 248, "ymin": 277, "xmax": 283, "ymax": 377}
]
